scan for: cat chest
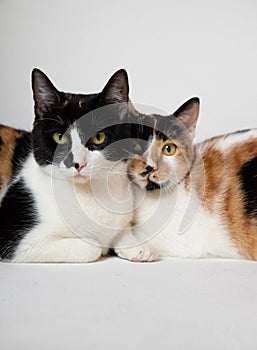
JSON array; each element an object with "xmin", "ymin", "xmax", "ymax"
[
  {"xmin": 75, "ymin": 184, "xmax": 133, "ymax": 230},
  {"xmin": 21, "ymin": 157, "xmax": 133, "ymax": 241},
  {"xmin": 134, "ymin": 188, "xmax": 241, "ymax": 258},
  {"xmin": 31, "ymin": 182, "xmax": 132, "ymax": 237}
]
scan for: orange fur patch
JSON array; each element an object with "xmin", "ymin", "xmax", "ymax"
[
  {"xmin": 222, "ymin": 141, "xmax": 257, "ymax": 259},
  {"xmin": 0, "ymin": 126, "xmax": 24, "ymax": 190},
  {"xmin": 62, "ymin": 99, "xmax": 69, "ymax": 108},
  {"xmin": 199, "ymin": 147, "xmax": 224, "ymax": 212},
  {"xmin": 195, "ymin": 137, "xmax": 257, "ymax": 259}
]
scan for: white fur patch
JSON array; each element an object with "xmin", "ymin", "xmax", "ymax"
[
  {"xmin": 133, "ymin": 183, "xmax": 242, "ymax": 259},
  {"xmin": 69, "ymin": 127, "xmax": 87, "ymax": 165},
  {"xmin": 146, "ymin": 135, "xmax": 157, "ymax": 168},
  {"xmin": 214, "ymin": 129, "xmax": 257, "ymax": 152},
  {"xmin": 12, "ymin": 154, "xmax": 135, "ymax": 263}
]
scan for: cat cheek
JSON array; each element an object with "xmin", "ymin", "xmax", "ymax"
[
  {"xmin": 133, "ymin": 175, "xmax": 148, "ymax": 189},
  {"xmin": 138, "ymin": 181, "xmax": 148, "ymax": 189},
  {"xmin": 159, "ymin": 158, "xmax": 175, "ymax": 178}
]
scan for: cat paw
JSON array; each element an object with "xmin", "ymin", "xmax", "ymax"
[
  {"xmin": 84, "ymin": 247, "xmax": 102, "ymax": 263},
  {"xmin": 81, "ymin": 241, "xmax": 103, "ymax": 263},
  {"xmin": 115, "ymin": 244, "xmax": 156, "ymax": 262}
]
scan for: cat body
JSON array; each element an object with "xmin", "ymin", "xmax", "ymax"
[
  {"xmin": 7, "ymin": 150, "xmax": 133, "ymax": 262},
  {"xmin": 0, "ymin": 69, "xmax": 153, "ymax": 263},
  {"xmin": 130, "ymin": 98, "xmax": 257, "ymax": 260}
]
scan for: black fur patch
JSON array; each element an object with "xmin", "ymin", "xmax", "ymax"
[
  {"xmin": 11, "ymin": 132, "xmax": 32, "ymax": 180},
  {"xmin": 0, "ymin": 136, "xmax": 3, "ymax": 149},
  {"xmin": 0, "ymin": 179, "xmax": 39, "ymax": 260},
  {"xmin": 239, "ymin": 156, "xmax": 257, "ymax": 218},
  {"xmin": 146, "ymin": 180, "xmax": 161, "ymax": 191}
]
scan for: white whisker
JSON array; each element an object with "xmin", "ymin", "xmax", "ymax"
[{"xmin": 38, "ymin": 117, "xmax": 64, "ymax": 126}]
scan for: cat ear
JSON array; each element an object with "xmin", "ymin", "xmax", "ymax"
[
  {"xmin": 100, "ymin": 69, "xmax": 129, "ymax": 104},
  {"xmin": 173, "ymin": 97, "xmax": 200, "ymax": 137},
  {"xmin": 32, "ymin": 68, "xmax": 60, "ymax": 118}
]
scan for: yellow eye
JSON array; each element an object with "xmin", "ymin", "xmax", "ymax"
[
  {"xmin": 162, "ymin": 143, "xmax": 176, "ymax": 156},
  {"xmin": 132, "ymin": 140, "xmax": 142, "ymax": 153},
  {"xmin": 91, "ymin": 132, "xmax": 106, "ymax": 145},
  {"xmin": 53, "ymin": 132, "xmax": 68, "ymax": 145}
]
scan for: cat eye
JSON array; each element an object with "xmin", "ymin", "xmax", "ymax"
[
  {"xmin": 91, "ymin": 132, "xmax": 106, "ymax": 145},
  {"xmin": 162, "ymin": 143, "xmax": 177, "ymax": 156},
  {"xmin": 132, "ymin": 140, "xmax": 142, "ymax": 153},
  {"xmin": 53, "ymin": 132, "xmax": 68, "ymax": 145}
]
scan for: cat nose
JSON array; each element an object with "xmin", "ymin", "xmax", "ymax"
[
  {"xmin": 74, "ymin": 162, "xmax": 86, "ymax": 172},
  {"xmin": 146, "ymin": 165, "xmax": 154, "ymax": 173}
]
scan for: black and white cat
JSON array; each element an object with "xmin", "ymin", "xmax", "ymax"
[{"xmin": 0, "ymin": 69, "xmax": 154, "ymax": 263}]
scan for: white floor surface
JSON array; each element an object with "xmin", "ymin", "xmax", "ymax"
[{"xmin": 0, "ymin": 257, "xmax": 257, "ymax": 350}]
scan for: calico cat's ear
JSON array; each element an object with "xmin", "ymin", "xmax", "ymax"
[
  {"xmin": 32, "ymin": 68, "xmax": 60, "ymax": 118},
  {"xmin": 100, "ymin": 69, "xmax": 129, "ymax": 105},
  {"xmin": 173, "ymin": 97, "xmax": 200, "ymax": 137}
]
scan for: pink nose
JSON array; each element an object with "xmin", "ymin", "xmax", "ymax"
[{"xmin": 74, "ymin": 162, "xmax": 86, "ymax": 172}]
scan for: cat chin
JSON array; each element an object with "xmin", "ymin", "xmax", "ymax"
[
  {"xmin": 55, "ymin": 172, "xmax": 90, "ymax": 184},
  {"xmin": 72, "ymin": 175, "xmax": 90, "ymax": 184},
  {"xmin": 143, "ymin": 179, "xmax": 173, "ymax": 191},
  {"xmin": 131, "ymin": 178, "xmax": 148, "ymax": 190},
  {"xmin": 133, "ymin": 179, "xmax": 159, "ymax": 190},
  {"xmin": 146, "ymin": 180, "xmax": 161, "ymax": 191}
]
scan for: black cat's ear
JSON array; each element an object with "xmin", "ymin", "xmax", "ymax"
[
  {"xmin": 100, "ymin": 69, "xmax": 129, "ymax": 105},
  {"xmin": 173, "ymin": 97, "xmax": 200, "ymax": 137},
  {"xmin": 32, "ymin": 68, "xmax": 60, "ymax": 118}
]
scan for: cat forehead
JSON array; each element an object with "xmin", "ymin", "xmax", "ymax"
[
  {"xmin": 135, "ymin": 113, "xmax": 185, "ymax": 140},
  {"xmin": 62, "ymin": 92, "xmax": 98, "ymax": 108},
  {"xmin": 61, "ymin": 96, "xmax": 128, "ymax": 132},
  {"xmin": 37, "ymin": 94, "xmax": 98, "ymax": 129}
]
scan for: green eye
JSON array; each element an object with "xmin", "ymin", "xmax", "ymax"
[
  {"xmin": 91, "ymin": 132, "xmax": 106, "ymax": 145},
  {"xmin": 132, "ymin": 141, "xmax": 142, "ymax": 153},
  {"xmin": 162, "ymin": 143, "xmax": 177, "ymax": 156},
  {"xmin": 53, "ymin": 132, "xmax": 68, "ymax": 145}
]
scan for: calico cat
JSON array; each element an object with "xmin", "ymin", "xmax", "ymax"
[
  {"xmin": 0, "ymin": 69, "xmax": 154, "ymax": 263},
  {"xmin": 129, "ymin": 97, "xmax": 257, "ymax": 260}
]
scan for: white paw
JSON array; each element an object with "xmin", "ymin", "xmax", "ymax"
[
  {"xmin": 84, "ymin": 246, "xmax": 102, "ymax": 263},
  {"xmin": 115, "ymin": 244, "xmax": 156, "ymax": 262}
]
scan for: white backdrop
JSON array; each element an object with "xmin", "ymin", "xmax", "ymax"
[
  {"xmin": 0, "ymin": 0, "xmax": 257, "ymax": 142},
  {"xmin": 1, "ymin": 3, "xmax": 257, "ymax": 349}
]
